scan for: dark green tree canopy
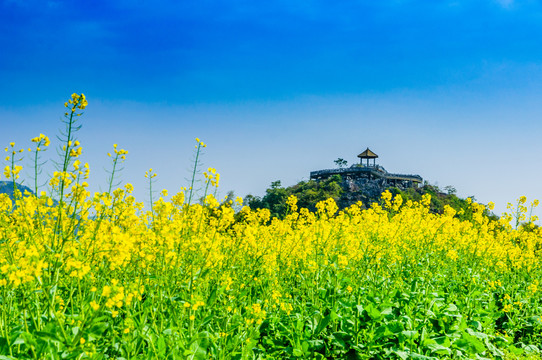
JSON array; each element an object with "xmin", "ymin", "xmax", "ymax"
[{"xmin": 244, "ymin": 176, "xmax": 497, "ymax": 223}]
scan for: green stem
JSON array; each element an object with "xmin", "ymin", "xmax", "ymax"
[
  {"xmin": 149, "ymin": 174, "xmax": 154, "ymax": 221},
  {"xmin": 33, "ymin": 141, "xmax": 42, "ymax": 196},
  {"xmin": 53, "ymin": 108, "xmax": 76, "ymax": 251},
  {"xmin": 107, "ymin": 155, "xmax": 119, "ymax": 196},
  {"xmin": 10, "ymin": 155, "xmax": 17, "ymax": 199},
  {"xmin": 188, "ymin": 143, "xmax": 202, "ymax": 205}
]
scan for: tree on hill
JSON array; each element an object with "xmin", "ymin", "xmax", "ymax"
[
  {"xmin": 245, "ymin": 181, "xmax": 289, "ymax": 219},
  {"xmin": 245, "ymin": 175, "xmax": 498, "ymax": 222},
  {"xmin": 245, "ymin": 176, "xmax": 343, "ymax": 219},
  {"xmin": 334, "ymin": 158, "xmax": 348, "ymax": 168}
]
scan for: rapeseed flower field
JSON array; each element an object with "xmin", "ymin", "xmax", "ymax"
[{"xmin": 1, "ymin": 94, "xmax": 541, "ymax": 359}]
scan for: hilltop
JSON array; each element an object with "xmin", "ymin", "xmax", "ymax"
[{"xmin": 245, "ymin": 148, "xmax": 497, "ymax": 221}]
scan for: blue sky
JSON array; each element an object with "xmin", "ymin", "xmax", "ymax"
[{"xmin": 1, "ymin": 0, "xmax": 542, "ymax": 218}]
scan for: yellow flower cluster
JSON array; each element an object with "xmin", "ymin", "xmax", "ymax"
[
  {"xmin": 3, "ymin": 164, "xmax": 23, "ymax": 180},
  {"xmin": 31, "ymin": 133, "xmax": 51, "ymax": 150},
  {"xmin": 108, "ymin": 144, "xmax": 129, "ymax": 160},
  {"xmin": 195, "ymin": 137, "xmax": 207, "ymax": 148},
  {"xmin": 204, "ymin": 167, "xmax": 220, "ymax": 187},
  {"xmin": 144, "ymin": 168, "xmax": 157, "ymax": 179},
  {"xmin": 2, "ymin": 190, "xmax": 539, "ymax": 296},
  {"xmin": 64, "ymin": 93, "xmax": 88, "ymax": 113}
]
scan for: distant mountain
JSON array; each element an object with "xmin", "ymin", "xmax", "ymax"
[{"xmin": 0, "ymin": 181, "xmax": 35, "ymax": 200}]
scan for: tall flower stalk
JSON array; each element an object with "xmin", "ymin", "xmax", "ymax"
[
  {"xmin": 30, "ymin": 134, "xmax": 51, "ymax": 195},
  {"xmin": 145, "ymin": 168, "xmax": 157, "ymax": 220},
  {"xmin": 187, "ymin": 138, "xmax": 206, "ymax": 205},
  {"xmin": 52, "ymin": 93, "xmax": 87, "ymax": 246}
]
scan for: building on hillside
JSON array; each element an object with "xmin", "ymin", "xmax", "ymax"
[{"xmin": 310, "ymin": 147, "xmax": 423, "ymax": 189}]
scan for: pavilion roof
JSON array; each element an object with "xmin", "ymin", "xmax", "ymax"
[{"xmin": 357, "ymin": 147, "xmax": 378, "ymax": 159}]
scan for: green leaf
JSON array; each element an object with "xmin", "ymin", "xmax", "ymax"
[
  {"xmin": 445, "ymin": 303, "xmax": 458, "ymax": 312},
  {"xmin": 387, "ymin": 321, "xmax": 404, "ymax": 334},
  {"xmin": 401, "ymin": 330, "xmax": 418, "ymax": 340},
  {"xmin": 426, "ymin": 343, "xmax": 451, "ymax": 356},
  {"xmin": 198, "ymin": 315, "xmax": 215, "ymax": 328},
  {"xmin": 391, "ymin": 349, "xmax": 409, "ymax": 360},
  {"xmin": 157, "ymin": 336, "xmax": 166, "ymax": 356},
  {"xmin": 430, "ymin": 336, "xmax": 451, "ymax": 347},
  {"xmin": 355, "ymin": 304, "xmax": 364, "ymax": 316},
  {"xmin": 207, "ymin": 285, "xmax": 217, "ymax": 305},
  {"xmin": 186, "ymin": 339, "xmax": 208, "ymax": 360},
  {"xmin": 506, "ymin": 345, "xmax": 523, "ymax": 355},
  {"xmin": 381, "ymin": 307, "xmax": 393, "ymax": 316},
  {"xmin": 484, "ymin": 339, "xmax": 504, "ymax": 357},
  {"xmin": 314, "ymin": 314, "xmax": 332, "ymax": 336},
  {"xmin": 196, "ymin": 331, "xmax": 212, "ymax": 351},
  {"xmin": 332, "ymin": 331, "xmax": 351, "ymax": 349},
  {"xmin": 301, "ymin": 340, "xmax": 310, "ymax": 354},
  {"xmin": 12, "ymin": 332, "xmax": 38, "ymax": 349},
  {"xmin": 365, "ymin": 303, "xmax": 381, "ymax": 320},
  {"xmin": 71, "ymin": 326, "xmax": 80, "ymax": 336},
  {"xmin": 522, "ymin": 344, "xmax": 540, "ymax": 354},
  {"xmin": 468, "ymin": 320, "xmax": 482, "ymax": 331},
  {"xmin": 409, "ymin": 353, "xmax": 438, "ymax": 359},
  {"xmin": 308, "ymin": 339, "xmax": 324, "ymax": 351},
  {"xmin": 11, "ymin": 337, "xmax": 25, "ymax": 346},
  {"xmin": 88, "ymin": 321, "xmax": 108, "ymax": 336},
  {"xmin": 465, "ymin": 327, "xmax": 487, "ymax": 340},
  {"xmin": 35, "ymin": 331, "xmax": 63, "ymax": 343},
  {"xmin": 375, "ymin": 325, "xmax": 393, "ymax": 340},
  {"xmin": 454, "ymin": 331, "xmax": 486, "ymax": 355},
  {"xmin": 295, "ymin": 316, "xmax": 305, "ymax": 333}
]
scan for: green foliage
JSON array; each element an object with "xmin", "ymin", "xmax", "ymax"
[
  {"xmin": 389, "ymin": 184, "xmax": 499, "ymax": 222},
  {"xmin": 246, "ymin": 177, "xmax": 498, "ymax": 223},
  {"xmin": 334, "ymin": 158, "xmax": 348, "ymax": 168},
  {"xmin": 289, "ymin": 175, "xmax": 343, "ymax": 212},
  {"xmin": 245, "ymin": 176, "xmax": 344, "ymax": 219}
]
